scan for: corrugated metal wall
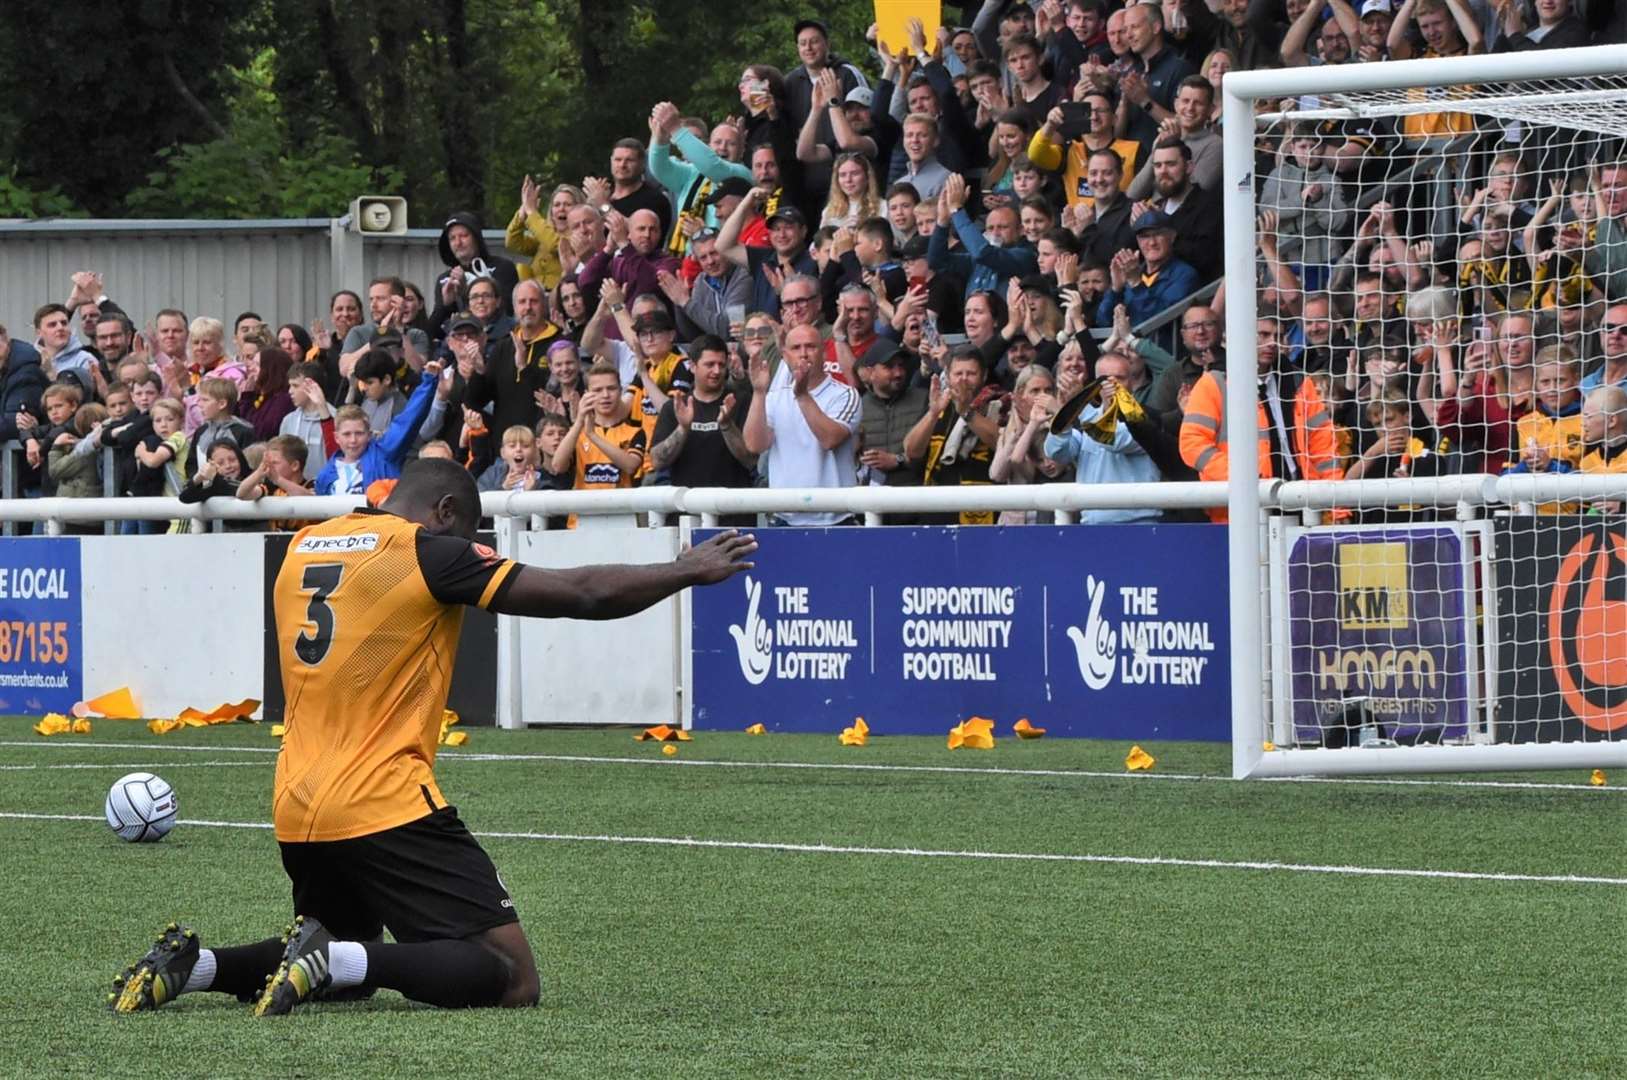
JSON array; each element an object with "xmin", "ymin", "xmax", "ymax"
[{"xmin": 0, "ymin": 221, "xmax": 511, "ymax": 338}]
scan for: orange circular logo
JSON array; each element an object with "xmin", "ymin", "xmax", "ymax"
[{"xmin": 1547, "ymin": 531, "xmax": 1627, "ymax": 732}]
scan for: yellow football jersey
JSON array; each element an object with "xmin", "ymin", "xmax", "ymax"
[{"xmin": 272, "ymin": 509, "xmax": 519, "ymax": 842}]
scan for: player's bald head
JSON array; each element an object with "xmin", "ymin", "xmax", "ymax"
[{"xmin": 383, "ymin": 458, "xmax": 482, "ymax": 537}]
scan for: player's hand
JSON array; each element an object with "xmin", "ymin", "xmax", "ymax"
[{"xmin": 680, "ymin": 529, "xmax": 758, "ymax": 585}]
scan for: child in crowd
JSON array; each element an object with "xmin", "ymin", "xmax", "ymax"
[
  {"xmin": 48, "ymin": 403, "xmax": 110, "ymax": 532},
  {"xmin": 477, "ymin": 425, "xmax": 546, "ymax": 492},
  {"xmin": 552, "ymin": 361, "xmax": 647, "ymax": 493},
  {"xmin": 1260, "ymin": 126, "xmax": 1349, "ymax": 291},
  {"xmin": 23, "ymin": 382, "xmax": 83, "ymax": 493},
  {"xmin": 179, "ymin": 440, "xmax": 257, "ymax": 530},
  {"xmin": 278, "ymin": 362, "xmax": 337, "ymax": 482},
  {"xmin": 1344, "ymin": 394, "xmax": 1456, "ymax": 523},
  {"xmin": 234, "ymin": 434, "xmax": 312, "ymax": 530},
  {"xmin": 133, "ymin": 398, "xmax": 189, "ymax": 533},
  {"xmin": 313, "ymin": 360, "xmax": 440, "ymax": 495},
  {"xmin": 186, "ymin": 377, "xmax": 255, "ymax": 475},
  {"xmin": 352, "ymin": 348, "xmax": 407, "ymax": 435}
]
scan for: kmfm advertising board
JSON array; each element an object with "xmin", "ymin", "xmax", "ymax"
[
  {"xmin": 0, "ymin": 538, "xmax": 82, "ymax": 715},
  {"xmin": 690, "ymin": 525, "xmax": 1229, "ymax": 739}
]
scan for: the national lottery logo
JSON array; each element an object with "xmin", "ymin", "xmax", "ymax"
[
  {"xmin": 1067, "ymin": 575, "xmax": 1215, "ymax": 689},
  {"xmin": 727, "ymin": 575, "xmax": 855, "ymax": 684},
  {"xmin": 728, "ymin": 575, "xmax": 774, "ymax": 685}
]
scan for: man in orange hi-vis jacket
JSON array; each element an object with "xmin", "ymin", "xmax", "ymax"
[{"xmin": 1179, "ymin": 314, "xmax": 1343, "ymax": 522}]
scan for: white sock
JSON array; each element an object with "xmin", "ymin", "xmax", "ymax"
[
  {"xmin": 327, "ymin": 940, "xmax": 368, "ymax": 989},
  {"xmin": 181, "ymin": 949, "xmax": 216, "ymax": 994}
]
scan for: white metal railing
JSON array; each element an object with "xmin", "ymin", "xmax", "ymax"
[{"xmin": 0, "ymin": 473, "xmax": 1621, "ymax": 536}]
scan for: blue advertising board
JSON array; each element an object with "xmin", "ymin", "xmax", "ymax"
[
  {"xmin": 691, "ymin": 525, "xmax": 1230, "ymax": 739},
  {"xmin": 1286, "ymin": 526, "xmax": 1469, "ymax": 741},
  {"xmin": 0, "ymin": 539, "xmax": 82, "ymax": 715}
]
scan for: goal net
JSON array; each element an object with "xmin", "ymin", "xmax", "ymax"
[{"xmin": 1219, "ymin": 45, "xmax": 1627, "ymax": 777}]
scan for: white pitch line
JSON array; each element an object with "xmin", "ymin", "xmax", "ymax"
[
  {"xmin": 0, "ymin": 811, "xmax": 1620, "ymax": 887},
  {"xmin": 0, "ymin": 761, "xmax": 265, "ymax": 772},
  {"xmin": 0, "ymin": 740, "xmax": 1618, "ymax": 794}
]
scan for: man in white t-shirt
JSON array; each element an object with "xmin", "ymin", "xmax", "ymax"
[{"xmin": 743, "ymin": 323, "xmax": 860, "ymax": 525}]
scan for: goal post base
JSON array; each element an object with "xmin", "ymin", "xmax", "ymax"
[{"xmin": 1241, "ymin": 742, "xmax": 1627, "ymax": 779}]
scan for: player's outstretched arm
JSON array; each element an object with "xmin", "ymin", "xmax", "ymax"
[{"xmin": 490, "ymin": 530, "xmax": 758, "ymax": 621}]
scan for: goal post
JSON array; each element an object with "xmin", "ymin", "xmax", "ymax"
[{"xmin": 1221, "ymin": 45, "xmax": 1627, "ymax": 779}]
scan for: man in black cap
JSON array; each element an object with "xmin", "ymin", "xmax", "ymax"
[
  {"xmin": 899, "ymin": 234, "xmax": 966, "ymax": 334},
  {"xmin": 785, "ymin": 18, "xmax": 871, "ymax": 211},
  {"xmin": 648, "ymin": 335, "xmax": 756, "ymax": 518},
  {"xmin": 856, "ymin": 338, "xmax": 928, "ymax": 507},
  {"xmin": 717, "ymin": 186, "xmax": 818, "ymax": 319},
  {"xmin": 1096, "ymin": 209, "xmax": 1199, "ymax": 336}
]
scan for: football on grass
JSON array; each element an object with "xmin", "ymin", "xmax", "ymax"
[{"xmin": 105, "ymin": 772, "xmax": 177, "ymax": 843}]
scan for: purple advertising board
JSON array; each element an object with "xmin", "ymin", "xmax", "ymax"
[
  {"xmin": 690, "ymin": 525, "xmax": 1230, "ymax": 739},
  {"xmin": 1287, "ymin": 526, "xmax": 1470, "ymax": 742}
]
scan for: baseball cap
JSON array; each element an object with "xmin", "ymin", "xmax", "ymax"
[
  {"xmin": 632, "ymin": 310, "xmax": 676, "ymax": 335},
  {"xmin": 1133, "ymin": 209, "xmax": 1177, "ymax": 234},
  {"xmin": 793, "ymin": 18, "xmax": 830, "ymax": 39},
  {"xmin": 844, "ymin": 86, "xmax": 874, "ymax": 109},
  {"xmin": 859, "ymin": 338, "xmax": 909, "ymax": 368},
  {"xmin": 767, "ymin": 205, "xmax": 808, "ymax": 229},
  {"xmin": 446, "ymin": 313, "xmax": 483, "ymax": 335},
  {"xmin": 1359, "ymin": 0, "xmax": 1391, "ymax": 15},
  {"xmin": 372, "ymin": 330, "xmax": 403, "ymax": 350},
  {"xmin": 900, "ymin": 235, "xmax": 930, "ymax": 262},
  {"xmin": 1019, "ymin": 274, "xmax": 1059, "ymax": 303},
  {"xmin": 704, "ymin": 177, "xmax": 752, "ymax": 206}
]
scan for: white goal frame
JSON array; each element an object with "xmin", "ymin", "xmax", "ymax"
[{"xmin": 1222, "ymin": 45, "xmax": 1627, "ymax": 779}]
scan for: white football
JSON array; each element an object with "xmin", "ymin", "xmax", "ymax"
[{"xmin": 105, "ymin": 772, "xmax": 178, "ymax": 843}]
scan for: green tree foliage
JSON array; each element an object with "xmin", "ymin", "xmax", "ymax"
[{"xmin": 0, "ymin": 0, "xmax": 880, "ymax": 225}]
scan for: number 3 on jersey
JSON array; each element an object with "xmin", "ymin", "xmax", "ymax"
[{"xmin": 295, "ymin": 564, "xmax": 344, "ymax": 666}]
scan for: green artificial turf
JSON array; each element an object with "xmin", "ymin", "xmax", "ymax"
[{"xmin": 0, "ymin": 720, "xmax": 1621, "ymax": 1079}]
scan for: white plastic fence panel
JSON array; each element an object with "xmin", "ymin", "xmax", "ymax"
[{"xmin": 505, "ymin": 527, "xmax": 682, "ymax": 727}]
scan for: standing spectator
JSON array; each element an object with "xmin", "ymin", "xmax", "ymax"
[
  {"xmin": 431, "ymin": 212, "xmax": 521, "ymax": 329},
  {"xmin": 132, "ymin": 398, "xmax": 190, "ymax": 531},
  {"xmin": 1042, "ymin": 353, "xmax": 1163, "ymax": 523},
  {"xmin": 1119, "ymin": 3, "xmax": 1198, "ymax": 156},
  {"xmin": 239, "ymin": 347, "xmax": 295, "ymax": 443},
  {"xmin": 553, "ymin": 361, "xmax": 647, "ymax": 494},
  {"xmin": 577, "ymin": 209, "xmax": 682, "ymax": 339},
  {"xmin": 1579, "ymin": 386, "xmax": 1627, "ymax": 491},
  {"xmin": 1583, "ymin": 303, "xmax": 1627, "ymax": 392},
  {"xmin": 152, "ymin": 308, "xmax": 190, "ymax": 372},
  {"xmin": 1031, "ymin": 90, "xmax": 1143, "ymax": 206},
  {"xmin": 307, "ymin": 291, "xmax": 362, "ymax": 399},
  {"xmin": 1148, "ymin": 305, "xmax": 1224, "ymax": 419},
  {"xmin": 278, "ymin": 363, "xmax": 337, "ymax": 483},
  {"xmin": 1585, "ymin": 159, "xmax": 1627, "ymax": 303},
  {"xmin": 1097, "ymin": 211, "xmax": 1200, "ymax": 327},
  {"xmin": 649, "ymin": 102, "xmax": 753, "ymax": 251},
  {"xmin": 856, "ymin": 338, "xmax": 929, "ymax": 495},
  {"xmin": 718, "ymin": 189, "xmax": 818, "ymax": 318},
  {"xmin": 1180, "ymin": 315, "xmax": 1342, "ymax": 522},
  {"xmin": 904, "ymin": 347, "xmax": 1002, "ymax": 525},
  {"xmin": 991, "ymin": 364, "xmax": 1068, "ymax": 491},
  {"xmin": 896, "ymin": 113, "xmax": 952, "ymax": 202},
  {"xmin": 476, "ymin": 426, "xmax": 548, "ymax": 493},
  {"xmin": 785, "ymin": 18, "xmax": 870, "ymax": 206},
  {"xmin": 658, "ymin": 229, "xmax": 751, "ymax": 343},
  {"xmin": 1260, "ymin": 129, "xmax": 1350, "ymax": 291},
  {"xmin": 1492, "ymin": 0, "xmax": 1589, "ymax": 50},
  {"xmin": 0, "ymin": 324, "xmax": 48, "ymax": 454},
  {"xmin": 464, "ymin": 282, "xmax": 563, "ymax": 441},
  {"xmin": 929, "ymin": 174, "xmax": 1039, "ymax": 298},
  {"xmin": 743, "ymin": 323, "xmax": 860, "ymax": 525},
  {"xmin": 1141, "ymin": 138, "xmax": 1224, "ymax": 281},
  {"xmin": 649, "ymin": 336, "xmax": 757, "ymax": 505},
  {"xmin": 1127, "ymin": 76, "xmax": 1220, "ymax": 200},
  {"xmin": 185, "ymin": 378, "xmax": 255, "ymax": 476},
  {"xmin": 584, "ymin": 139, "xmax": 673, "ymax": 241},
  {"xmin": 506, "ymin": 176, "xmax": 583, "ymax": 289},
  {"xmin": 177, "ymin": 318, "xmax": 248, "ymax": 436},
  {"xmin": 1073, "ymin": 147, "xmax": 1140, "ymax": 268},
  {"xmin": 33, "ymin": 304, "xmax": 98, "ymax": 393},
  {"xmin": 342, "ymin": 277, "xmax": 432, "ymax": 364},
  {"xmin": 1004, "ymin": 32, "xmax": 1064, "ymax": 115},
  {"xmin": 313, "ymin": 364, "xmax": 441, "ymax": 496}
]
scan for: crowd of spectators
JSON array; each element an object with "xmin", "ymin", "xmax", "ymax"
[{"xmin": 2, "ymin": 0, "xmax": 1625, "ymax": 531}]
